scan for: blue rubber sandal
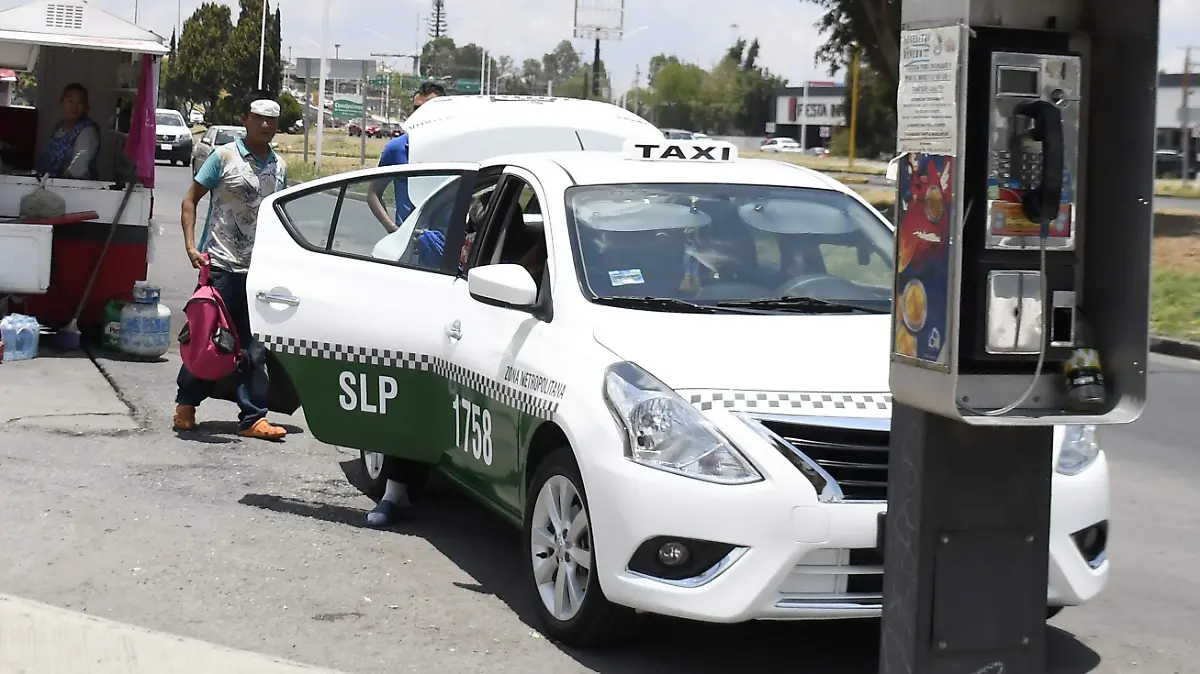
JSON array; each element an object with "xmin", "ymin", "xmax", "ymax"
[{"xmin": 365, "ymin": 500, "xmax": 406, "ymax": 528}]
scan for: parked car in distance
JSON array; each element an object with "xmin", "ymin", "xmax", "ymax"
[
  {"xmin": 155, "ymin": 108, "xmax": 193, "ymax": 166},
  {"xmin": 192, "ymin": 125, "xmax": 247, "ymax": 175},
  {"xmin": 1155, "ymin": 150, "xmax": 1198, "ymax": 179},
  {"xmin": 807, "ymin": 146, "xmax": 830, "ymax": 157},
  {"xmin": 188, "ymin": 108, "xmax": 204, "ymax": 125},
  {"xmin": 760, "ymin": 137, "xmax": 802, "ymax": 153},
  {"xmin": 661, "ymin": 128, "xmax": 697, "ymax": 140},
  {"xmin": 347, "ymin": 121, "xmax": 362, "ymax": 137}
]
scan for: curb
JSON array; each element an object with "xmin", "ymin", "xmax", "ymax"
[{"xmin": 1150, "ymin": 335, "xmax": 1200, "ymax": 361}]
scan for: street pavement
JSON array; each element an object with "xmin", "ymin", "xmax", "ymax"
[{"xmin": 1, "ymin": 160, "xmax": 1198, "ymax": 672}]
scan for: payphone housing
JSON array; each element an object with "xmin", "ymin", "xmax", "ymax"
[{"xmin": 889, "ymin": 15, "xmax": 1150, "ymax": 426}]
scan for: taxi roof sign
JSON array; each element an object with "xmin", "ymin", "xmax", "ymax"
[{"xmin": 623, "ymin": 139, "xmax": 738, "ymax": 162}]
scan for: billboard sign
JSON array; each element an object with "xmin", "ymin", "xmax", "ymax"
[{"xmin": 573, "ymin": 0, "xmax": 625, "ymax": 40}]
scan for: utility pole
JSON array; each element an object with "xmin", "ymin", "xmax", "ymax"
[
  {"xmin": 849, "ymin": 47, "xmax": 861, "ymax": 167},
  {"xmin": 257, "ymin": 0, "xmax": 268, "ymax": 89},
  {"xmin": 1184, "ymin": 47, "xmax": 1194, "ymax": 184},
  {"xmin": 591, "ymin": 38, "xmax": 601, "ymax": 99},
  {"xmin": 632, "ymin": 64, "xmax": 640, "ymax": 115}
]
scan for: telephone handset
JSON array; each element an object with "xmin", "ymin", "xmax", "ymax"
[{"xmin": 1009, "ymin": 99, "xmax": 1064, "ymax": 228}]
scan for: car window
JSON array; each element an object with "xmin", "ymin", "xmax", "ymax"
[
  {"xmin": 214, "ymin": 128, "xmax": 245, "ymax": 145},
  {"xmin": 156, "ymin": 112, "xmax": 185, "ymax": 127},
  {"xmin": 275, "ymin": 169, "xmax": 474, "ymax": 274},
  {"xmin": 564, "ymin": 183, "xmax": 894, "ymax": 311},
  {"xmin": 469, "ymin": 176, "xmax": 548, "ymax": 302}
]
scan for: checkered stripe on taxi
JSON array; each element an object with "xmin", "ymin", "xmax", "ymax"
[
  {"xmin": 255, "ymin": 333, "xmax": 559, "ymax": 419},
  {"xmin": 678, "ymin": 389, "xmax": 892, "ymax": 413}
]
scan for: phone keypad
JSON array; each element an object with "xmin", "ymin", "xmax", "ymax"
[{"xmin": 989, "ymin": 149, "xmax": 1042, "ymax": 187}]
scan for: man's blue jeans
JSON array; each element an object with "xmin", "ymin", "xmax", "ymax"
[{"xmin": 175, "ymin": 267, "xmax": 269, "ymax": 431}]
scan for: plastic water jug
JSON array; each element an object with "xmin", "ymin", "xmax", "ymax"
[
  {"xmin": 119, "ymin": 282, "xmax": 172, "ymax": 359},
  {"xmin": 1, "ymin": 314, "xmax": 39, "ymax": 361}
]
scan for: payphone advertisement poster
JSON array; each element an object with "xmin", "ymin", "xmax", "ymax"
[
  {"xmin": 894, "ymin": 153, "xmax": 953, "ymax": 367},
  {"xmin": 896, "ymin": 25, "xmax": 964, "ymax": 156}
]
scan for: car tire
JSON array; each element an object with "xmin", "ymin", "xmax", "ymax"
[
  {"xmin": 357, "ymin": 451, "xmax": 433, "ymax": 502},
  {"xmin": 359, "ymin": 451, "xmax": 393, "ymax": 501},
  {"xmin": 523, "ymin": 447, "xmax": 635, "ymax": 647}
]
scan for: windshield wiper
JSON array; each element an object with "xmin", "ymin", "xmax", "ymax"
[
  {"xmin": 592, "ymin": 296, "xmax": 764, "ymax": 314},
  {"xmin": 713, "ymin": 296, "xmax": 887, "ymax": 314}
]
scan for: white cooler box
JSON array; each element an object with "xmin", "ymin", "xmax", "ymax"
[{"xmin": 0, "ymin": 223, "xmax": 53, "ymax": 294}]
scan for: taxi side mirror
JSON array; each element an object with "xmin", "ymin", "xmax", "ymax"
[{"xmin": 468, "ymin": 264, "xmax": 537, "ymax": 308}]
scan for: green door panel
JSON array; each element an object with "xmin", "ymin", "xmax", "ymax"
[
  {"xmin": 271, "ymin": 350, "xmax": 453, "ymax": 465},
  {"xmin": 441, "ymin": 381, "xmax": 526, "ymax": 518}
]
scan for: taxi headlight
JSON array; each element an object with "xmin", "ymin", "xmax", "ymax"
[
  {"xmin": 602, "ymin": 362, "xmax": 761, "ymax": 485},
  {"xmin": 1056, "ymin": 424, "xmax": 1100, "ymax": 476}
]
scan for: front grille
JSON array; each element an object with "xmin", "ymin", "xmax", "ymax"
[
  {"xmin": 156, "ymin": 135, "xmax": 173, "ymax": 143},
  {"xmin": 758, "ymin": 419, "xmax": 889, "ymax": 501}
]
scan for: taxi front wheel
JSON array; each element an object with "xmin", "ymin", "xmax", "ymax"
[{"xmin": 524, "ymin": 447, "xmax": 636, "ymax": 647}]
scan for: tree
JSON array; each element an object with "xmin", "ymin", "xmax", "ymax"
[
  {"xmin": 419, "ymin": 37, "xmax": 484, "ymax": 82},
  {"xmin": 278, "ymin": 91, "xmax": 302, "ymax": 132},
  {"xmin": 174, "ymin": 2, "xmax": 234, "ymax": 116},
  {"xmin": 554, "ymin": 61, "xmax": 611, "ymax": 99},
  {"xmin": 169, "ymin": 29, "xmax": 176, "ymax": 57},
  {"xmin": 227, "ymin": 0, "xmax": 283, "ymax": 100},
  {"xmin": 829, "ymin": 59, "xmax": 895, "ymax": 159},
  {"xmin": 13, "ymin": 71, "xmax": 36, "ymax": 106},
  {"xmin": 542, "ymin": 41, "xmax": 581, "ymax": 87},
  {"xmin": 806, "ymin": 0, "xmax": 900, "ymax": 90}
]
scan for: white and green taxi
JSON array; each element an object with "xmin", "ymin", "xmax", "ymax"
[{"xmin": 247, "ymin": 96, "xmax": 1109, "ymax": 647}]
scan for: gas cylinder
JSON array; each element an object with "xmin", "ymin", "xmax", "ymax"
[{"xmin": 119, "ymin": 281, "xmax": 172, "ymax": 359}]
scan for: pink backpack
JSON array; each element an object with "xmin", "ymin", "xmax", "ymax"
[{"xmin": 177, "ymin": 256, "xmax": 240, "ymax": 381}]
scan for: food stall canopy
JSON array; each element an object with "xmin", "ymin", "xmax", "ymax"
[{"xmin": 0, "ymin": 0, "xmax": 169, "ymax": 72}]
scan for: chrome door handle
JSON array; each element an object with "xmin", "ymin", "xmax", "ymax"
[
  {"xmin": 256, "ymin": 290, "xmax": 300, "ymax": 306},
  {"xmin": 445, "ymin": 319, "xmax": 462, "ymax": 340}
]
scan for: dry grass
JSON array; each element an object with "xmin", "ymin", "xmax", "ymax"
[
  {"xmin": 742, "ymin": 151, "xmax": 888, "ymax": 174},
  {"xmin": 1155, "ymin": 179, "xmax": 1200, "ymax": 199},
  {"xmin": 275, "ymin": 132, "xmax": 389, "ymax": 158}
]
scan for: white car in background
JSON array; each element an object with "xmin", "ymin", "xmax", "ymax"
[
  {"xmin": 760, "ymin": 137, "xmax": 803, "ymax": 153},
  {"xmin": 246, "ymin": 97, "xmax": 1110, "ymax": 648},
  {"xmin": 154, "ymin": 108, "xmax": 193, "ymax": 166},
  {"xmin": 192, "ymin": 125, "xmax": 247, "ymax": 175}
]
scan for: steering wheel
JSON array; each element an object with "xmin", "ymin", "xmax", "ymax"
[{"xmin": 775, "ymin": 274, "xmax": 853, "ymax": 298}]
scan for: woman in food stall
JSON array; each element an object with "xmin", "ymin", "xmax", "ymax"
[{"xmin": 34, "ymin": 82, "xmax": 100, "ymax": 180}]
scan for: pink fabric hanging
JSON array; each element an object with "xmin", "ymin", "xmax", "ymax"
[{"xmin": 125, "ymin": 54, "xmax": 157, "ymax": 188}]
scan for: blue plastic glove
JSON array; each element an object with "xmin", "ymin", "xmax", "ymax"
[{"xmin": 416, "ymin": 230, "xmax": 446, "ymax": 266}]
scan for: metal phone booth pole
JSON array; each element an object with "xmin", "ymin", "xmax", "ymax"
[{"xmin": 881, "ymin": 1, "xmax": 1159, "ymax": 673}]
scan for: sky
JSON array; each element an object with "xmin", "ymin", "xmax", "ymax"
[{"xmin": 3, "ymin": 0, "xmax": 1199, "ymax": 93}]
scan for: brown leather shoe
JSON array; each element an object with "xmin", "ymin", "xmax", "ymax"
[
  {"xmin": 239, "ymin": 418, "xmax": 287, "ymax": 441},
  {"xmin": 173, "ymin": 405, "xmax": 197, "ymax": 431}
]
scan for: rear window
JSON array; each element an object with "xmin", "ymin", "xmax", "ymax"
[{"xmin": 215, "ymin": 129, "xmax": 245, "ymax": 145}]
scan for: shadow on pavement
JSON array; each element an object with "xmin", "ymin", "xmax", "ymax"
[{"xmin": 236, "ymin": 460, "xmax": 1103, "ymax": 674}]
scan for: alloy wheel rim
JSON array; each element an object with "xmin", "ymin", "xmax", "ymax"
[
  {"xmin": 530, "ymin": 474, "xmax": 592, "ymax": 621},
  {"xmin": 364, "ymin": 452, "xmax": 385, "ymax": 480}
]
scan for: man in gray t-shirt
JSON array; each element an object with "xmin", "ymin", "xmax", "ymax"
[{"xmin": 173, "ymin": 91, "xmax": 289, "ymax": 441}]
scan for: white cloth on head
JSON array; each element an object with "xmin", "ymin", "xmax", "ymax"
[{"xmin": 250, "ymin": 99, "xmax": 280, "ymax": 117}]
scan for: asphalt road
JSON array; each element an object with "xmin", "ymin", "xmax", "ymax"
[{"xmin": 1, "ymin": 161, "xmax": 1197, "ymax": 673}]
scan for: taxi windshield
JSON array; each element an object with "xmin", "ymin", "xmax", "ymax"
[{"xmin": 564, "ymin": 183, "xmax": 894, "ymax": 313}]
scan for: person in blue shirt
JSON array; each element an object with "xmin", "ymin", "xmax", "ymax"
[{"xmin": 366, "ymin": 81, "xmax": 446, "ymax": 235}]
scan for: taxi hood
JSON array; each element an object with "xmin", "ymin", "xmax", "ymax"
[{"xmin": 592, "ymin": 311, "xmax": 893, "ymax": 394}]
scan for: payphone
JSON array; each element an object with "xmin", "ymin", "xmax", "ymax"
[
  {"xmin": 889, "ymin": 21, "xmax": 1149, "ymax": 425},
  {"xmin": 881, "ymin": 4, "xmax": 1157, "ymax": 673}
]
